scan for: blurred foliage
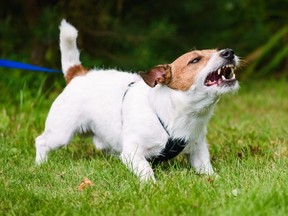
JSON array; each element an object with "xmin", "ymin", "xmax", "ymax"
[
  {"xmin": 0, "ymin": 0, "xmax": 287, "ymax": 78},
  {"xmin": 244, "ymin": 25, "xmax": 288, "ymax": 78}
]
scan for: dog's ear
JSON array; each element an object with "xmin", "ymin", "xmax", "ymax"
[{"xmin": 140, "ymin": 64, "xmax": 172, "ymax": 87}]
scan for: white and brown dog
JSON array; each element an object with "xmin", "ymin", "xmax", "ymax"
[{"xmin": 35, "ymin": 20, "xmax": 240, "ymax": 182}]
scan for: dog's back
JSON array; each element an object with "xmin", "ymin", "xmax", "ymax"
[{"xmin": 35, "ymin": 20, "xmax": 141, "ymax": 164}]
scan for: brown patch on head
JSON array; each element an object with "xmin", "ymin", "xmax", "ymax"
[
  {"xmin": 141, "ymin": 50, "xmax": 217, "ymax": 90},
  {"xmin": 167, "ymin": 49, "xmax": 217, "ymax": 91},
  {"xmin": 65, "ymin": 64, "xmax": 88, "ymax": 84}
]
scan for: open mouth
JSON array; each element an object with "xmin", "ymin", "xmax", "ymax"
[{"xmin": 204, "ymin": 64, "xmax": 236, "ymax": 86}]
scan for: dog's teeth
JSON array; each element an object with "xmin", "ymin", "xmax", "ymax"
[
  {"xmin": 221, "ymin": 75, "xmax": 226, "ymax": 80},
  {"xmin": 218, "ymin": 69, "xmax": 221, "ymax": 75},
  {"xmin": 232, "ymin": 74, "xmax": 236, "ymax": 79}
]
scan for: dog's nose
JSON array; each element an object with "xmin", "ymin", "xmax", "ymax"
[{"xmin": 220, "ymin": 48, "xmax": 234, "ymax": 60}]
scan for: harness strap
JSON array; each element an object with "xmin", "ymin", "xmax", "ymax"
[
  {"xmin": 121, "ymin": 82, "xmax": 135, "ymax": 125},
  {"xmin": 157, "ymin": 114, "xmax": 170, "ymax": 136},
  {"xmin": 122, "ymin": 82, "xmax": 135, "ymax": 103}
]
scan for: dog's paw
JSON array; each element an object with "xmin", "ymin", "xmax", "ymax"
[
  {"xmin": 195, "ymin": 163, "xmax": 215, "ymax": 176},
  {"xmin": 139, "ymin": 173, "xmax": 156, "ymax": 183},
  {"xmin": 35, "ymin": 135, "xmax": 49, "ymax": 165},
  {"xmin": 35, "ymin": 155, "xmax": 47, "ymax": 165}
]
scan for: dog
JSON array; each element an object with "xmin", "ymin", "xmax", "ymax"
[{"xmin": 35, "ymin": 20, "xmax": 240, "ymax": 182}]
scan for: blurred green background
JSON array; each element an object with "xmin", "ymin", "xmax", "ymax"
[{"xmin": 1, "ymin": 0, "xmax": 288, "ymax": 78}]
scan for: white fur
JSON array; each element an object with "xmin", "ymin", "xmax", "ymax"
[
  {"xmin": 35, "ymin": 20, "xmax": 239, "ymax": 182},
  {"xmin": 59, "ymin": 19, "xmax": 81, "ymax": 74}
]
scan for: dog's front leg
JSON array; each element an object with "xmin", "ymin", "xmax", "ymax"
[
  {"xmin": 186, "ymin": 138, "xmax": 214, "ymax": 175},
  {"xmin": 121, "ymin": 151, "xmax": 156, "ymax": 182}
]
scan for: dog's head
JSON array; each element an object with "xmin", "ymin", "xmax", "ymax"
[{"xmin": 140, "ymin": 48, "xmax": 240, "ymax": 95}]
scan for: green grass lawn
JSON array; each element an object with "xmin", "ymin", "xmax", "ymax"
[{"xmin": 1, "ymin": 70, "xmax": 287, "ymax": 215}]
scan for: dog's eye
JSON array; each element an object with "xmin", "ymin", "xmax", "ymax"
[{"xmin": 188, "ymin": 57, "xmax": 201, "ymax": 65}]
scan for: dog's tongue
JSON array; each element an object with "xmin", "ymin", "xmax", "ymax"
[
  {"xmin": 205, "ymin": 72, "xmax": 220, "ymax": 86},
  {"xmin": 210, "ymin": 72, "xmax": 219, "ymax": 82}
]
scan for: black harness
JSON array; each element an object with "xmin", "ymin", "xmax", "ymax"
[
  {"xmin": 148, "ymin": 116, "xmax": 188, "ymax": 164},
  {"xmin": 122, "ymin": 82, "xmax": 189, "ymax": 164}
]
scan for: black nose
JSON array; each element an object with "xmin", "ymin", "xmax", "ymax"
[{"xmin": 220, "ymin": 48, "xmax": 234, "ymax": 60}]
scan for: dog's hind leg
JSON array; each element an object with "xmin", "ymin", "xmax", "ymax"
[
  {"xmin": 35, "ymin": 102, "xmax": 79, "ymax": 164},
  {"xmin": 35, "ymin": 134, "xmax": 49, "ymax": 164},
  {"xmin": 35, "ymin": 129, "xmax": 75, "ymax": 165},
  {"xmin": 35, "ymin": 128, "xmax": 75, "ymax": 164}
]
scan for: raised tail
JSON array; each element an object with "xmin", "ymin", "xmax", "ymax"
[{"xmin": 59, "ymin": 19, "xmax": 87, "ymax": 83}]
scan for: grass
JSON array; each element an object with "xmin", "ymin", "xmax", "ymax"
[{"xmin": 1, "ymin": 69, "xmax": 288, "ymax": 215}]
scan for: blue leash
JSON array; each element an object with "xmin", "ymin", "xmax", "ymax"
[{"xmin": 0, "ymin": 59, "xmax": 62, "ymax": 73}]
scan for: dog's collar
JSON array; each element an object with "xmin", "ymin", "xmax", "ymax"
[{"xmin": 148, "ymin": 115, "xmax": 189, "ymax": 165}]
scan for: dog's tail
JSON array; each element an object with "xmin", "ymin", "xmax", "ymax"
[{"xmin": 59, "ymin": 19, "xmax": 88, "ymax": 84}]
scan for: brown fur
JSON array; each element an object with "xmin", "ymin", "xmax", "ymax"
[
  {"xmin": 141, "ymin": 49, "xmax": 217, "ymax": 91},
  {"xmin": 168, "ymin": 50, "xmax": 216, "ymax": 91},
  {"xmin": 65, "ymin": 65, "xmax": 88, "ymax": 84}
]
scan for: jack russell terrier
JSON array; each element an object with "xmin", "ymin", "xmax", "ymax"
[{"xmin": 35, "ymin": 20, "xmax": 240, "ymax": 182}]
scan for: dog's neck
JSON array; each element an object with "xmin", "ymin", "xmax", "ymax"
[{"xmin": 149, "ymin": 85, "xmax": 219, "ymax": 139}]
